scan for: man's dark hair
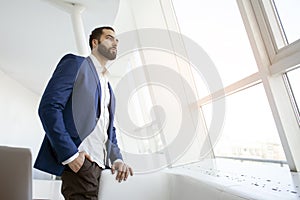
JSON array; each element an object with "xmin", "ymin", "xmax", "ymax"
[{"xmin": 89, "ymin": 26, "xmax": 115, "ymax": 50}]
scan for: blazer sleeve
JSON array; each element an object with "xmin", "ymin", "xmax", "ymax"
[
  {"xmin": 38, "ymin": 54, "xmax": 81, "ymax": 163},
  {"xmin": 109, "ymin": 126, "xmax": 123, "ymax": 162}
]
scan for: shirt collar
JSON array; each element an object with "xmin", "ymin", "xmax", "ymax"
[{"xmin": 89, "ymin": 54, "xmax": 109, "ymax": 76}]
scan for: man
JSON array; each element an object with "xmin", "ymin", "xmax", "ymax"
[{"xmin": 34, "ymin": 26, "xmax": 133, "ymax": 199}]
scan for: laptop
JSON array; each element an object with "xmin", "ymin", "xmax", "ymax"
[{"xmin": 0, "ymin": 146, "xmax": 32, "ymax": 200}]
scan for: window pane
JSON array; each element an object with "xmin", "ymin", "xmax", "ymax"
[
  {"xmin": 273, "ymin": 0, "xmax": 300, "ymax": 45},
  {"xmin": 202, "ymin": 84, "xmax": 286, "ymax": 161},
  {"xmin": 286, "ymin": 67, "xmax": 300, "ymax": 124},
  {"xmin": 172, "ymin": 0, "xmax": 258, "ymax": 92}
]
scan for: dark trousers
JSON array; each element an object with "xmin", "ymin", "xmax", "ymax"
[{"xmin": 61, "ymin": 159, "xmax": 102, "ymax": 200}]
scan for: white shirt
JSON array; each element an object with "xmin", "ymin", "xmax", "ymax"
[{"xmin": 62, "ymin": 54, "xmax": 118, "ymax": 168}]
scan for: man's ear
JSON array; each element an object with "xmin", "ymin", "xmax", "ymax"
[{"xmin": 92, "ymin": 39, "xmax": 99, "ymax": 49}]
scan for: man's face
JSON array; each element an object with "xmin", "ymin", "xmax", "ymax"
[{"xmin": 96, "ymin": 29, "xmax": 118, "ymax": 60}]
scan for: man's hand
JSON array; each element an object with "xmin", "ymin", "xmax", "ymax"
[
  {"xmin": 111, "ymin": 161, "xmax": 133, "ymax": 182},
  {"xmin": 68, "ymin": 151, "xmax": 92, "ymax": 173}
]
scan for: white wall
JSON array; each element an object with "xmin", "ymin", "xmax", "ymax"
[{"xmin": 0, "ymin": 70, "xmax": 43, "ymax": 165}]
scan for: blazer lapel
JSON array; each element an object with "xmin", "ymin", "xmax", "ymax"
[
  {"xmin": 87, "ymin": 56, "xmax": 101, "ymax": 118},
  {"xmin": 108, "ymin": 82, "xmax": 115, "ymax": 117}
]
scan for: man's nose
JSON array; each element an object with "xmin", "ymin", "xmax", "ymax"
[{"xmin": 113, "ymin": 39, "xmax": 119, "ymax": 46}]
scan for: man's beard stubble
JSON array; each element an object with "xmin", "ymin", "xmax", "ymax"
[{"xmin": 97, "ymin": 42, "xmax": 117, "ymax": 60}]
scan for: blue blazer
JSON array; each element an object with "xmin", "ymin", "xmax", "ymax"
[{"xmin": 34, "ymin": 54, "xmax": 123, "ymax": 176}]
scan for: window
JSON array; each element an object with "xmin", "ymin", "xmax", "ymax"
[
  {"xmin": 113, "ymin": 0, "xmax": 296, "ymax": 169},
  {"xmin": 172, "ymin": 0, "xmax": 258, "ymax": 93},
  {"xmin": 172, "ymin": 0, "xmax": 288, "ymax": 163},
  {"xmin": 203, "ymin": 84, "xmax": 286, "ymax": 161},
  {"xmin": 285, "ymin": 67, "xmax": 300, "ymax": 125},
  {"xmin": 273, "ymin": 0, "xmax": 300, "ymax": 45},
  {"xmin": 249, "ymin": 0, "xmax": 300, "ymax": 170},
  {"xmin": 262, "ymin": 0, "xmax": 300, "ymax": 50}
]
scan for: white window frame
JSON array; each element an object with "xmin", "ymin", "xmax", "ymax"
[
  {"xmin": 235, "ymin": 0, "xmax": 300, "ymax": 172},
  {"xmin": 192, "ymin": 0, "xmax": 300, "ymax": 171}
]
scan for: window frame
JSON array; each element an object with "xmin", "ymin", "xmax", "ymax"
[
  {"xmin": 192, "ymin": 0, "xmax": 300, "ymax": 171},
  {"xmin": 169, "ymin": 0, "xmax": 296, "ymax": 167},
  {"xmin": 235, "ymin": 0, "xmax": 300, "ymax": 172}
]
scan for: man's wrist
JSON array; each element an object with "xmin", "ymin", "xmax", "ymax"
[
  {"xmin": 113, "ymin": 159, "xmax": 123, "ymax": 164},
  {"xmin": 62, "ymin": 152, "xmax": 79, "ymax": 165}
]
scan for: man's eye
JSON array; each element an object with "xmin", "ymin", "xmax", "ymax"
[{"xmin": 106, "ymin": 36, "xmax": 118, "ymax": 43}]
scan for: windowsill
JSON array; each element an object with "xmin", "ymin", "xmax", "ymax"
[{"xmin": 166, "ymin": 158, "xmax": 300, "ymax": 199}]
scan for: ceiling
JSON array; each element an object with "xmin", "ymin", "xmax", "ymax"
[{"xmin": 0, "ymin": 0, "xmax": 120, "ymax": 95}]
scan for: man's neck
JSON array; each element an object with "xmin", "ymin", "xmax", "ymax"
[{"xmin": 91, "ymin": 52, "xmax": 108, "ymax": 67}]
